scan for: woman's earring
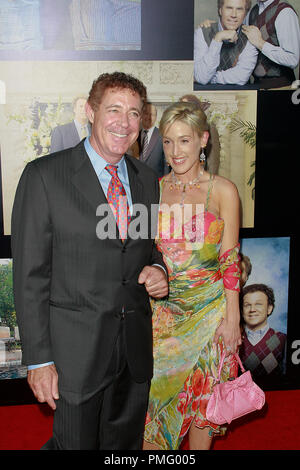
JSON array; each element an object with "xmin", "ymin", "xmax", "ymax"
[{"xmin": 199, "ymin": 148, "xmax": 206, "ymax": 174}]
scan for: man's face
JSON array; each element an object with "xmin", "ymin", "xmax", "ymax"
[
  {"xmin": 73, "ymin": 98, "xmax": 88, "ymax": 124},
  {"xmin": 86, "ymin": 87, "xmax": 142, "ymax": 164},
  {"xmin": 242, "ymin": 291, "xmax": 273, "ymax": 331},
  {"xmin": 219, "ymin": 0, "xmax": 247, "ymax": 30},
  {"xmin": 142, "ymin": 104, "xmax": 157, "ymax": 130}
]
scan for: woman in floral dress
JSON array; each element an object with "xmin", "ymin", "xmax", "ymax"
[{"xmin": 143, "ymin": 102, "xmax": 242, "ymax": 450}]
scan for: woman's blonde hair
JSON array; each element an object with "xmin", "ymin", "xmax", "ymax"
[{"xmin": 159, "ymin": 101, "xmax": 209, "ymax": 138}]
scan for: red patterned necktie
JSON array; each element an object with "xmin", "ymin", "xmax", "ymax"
[{"xmin": 105, "ymin": 164, "xmax": 130, "ymax": 241}]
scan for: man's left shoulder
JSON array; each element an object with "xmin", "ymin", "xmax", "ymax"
[{"xmin": 278, "ymin": 1, "xmax": 297, "ymax": 13}]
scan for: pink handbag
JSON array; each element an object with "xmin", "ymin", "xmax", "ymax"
[{"xmin": 206, "ymin": 352, "xmax": 265, "ymax": 425}]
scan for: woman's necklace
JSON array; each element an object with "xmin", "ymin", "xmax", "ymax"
[{"xmin": 168, "ymin": 170, "xmax": 202, "ymax": 207}]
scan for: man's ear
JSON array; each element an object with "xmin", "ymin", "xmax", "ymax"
[
  {"xmin": 267, "ymin": 304, "xmax": 274, "ymax": 317},
  {"xmin": 85, "ymin": 102, "xmax": 94, "ymax": 123}
]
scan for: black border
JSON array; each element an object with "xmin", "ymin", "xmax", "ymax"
[
  {"xmin": 254, "ymin": 90, "xmax": 299, "ymax": 231},
  {"xmin": 241, "ymin": 89, "xmax": 300, "ymax": 390}
]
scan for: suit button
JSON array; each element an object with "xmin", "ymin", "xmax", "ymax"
[
  {"xmin": 122, "ymin": 246, "xmax": 126, "ymax": 253},
  {"xmin": 122, "ymin": 279, "xmax": 127, "ymax": 285}
]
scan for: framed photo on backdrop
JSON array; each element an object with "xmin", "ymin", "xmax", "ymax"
[
  {"xmin": 0, "ymin": 0, "xmax": 142, "ymax": 54},
  {"xmin": 0, "ymin": 258, "xmax": 26, "ymax": 381},
  {"xmin": 0, "ymin": 0, "xmax": 194, "ymax": 62},
  {"xmin": 193, "ymin": 0, "xmax": 300, "ymax": 91},
  {"xmin": 239, "ymin": 231, "xmax": 299, "ymax": 391}
]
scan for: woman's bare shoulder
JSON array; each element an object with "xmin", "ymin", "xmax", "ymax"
[{"xmin": 213, "ymin": 174, "xmax": 239, "ymax": 197}]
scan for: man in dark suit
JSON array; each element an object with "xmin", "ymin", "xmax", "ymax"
[
  {"xmin": 50, "ymin": 96, "xmax": 91, "ymax": 153},
  {"xmin": 11, "ymin": 72, "xmax": 168, "ymax": 450},
  {"xmin": 138, "ymin": 102, "xmax": 169, "ymax": 177}
]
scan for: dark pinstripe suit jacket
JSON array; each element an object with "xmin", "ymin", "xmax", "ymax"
[
  {"xmin": 138, "ymin": 127, "xmax": 168, "ymax": 178},
  {"xmin": 11, "ymin": 141, "xmax": 165, "ymax": 393}
]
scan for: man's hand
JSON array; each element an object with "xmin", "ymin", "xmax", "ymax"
[
  {"xmin": 27, "ymin": 364, "xmax": 59, "ymax": 410},
  {"xmin": 214, "ymin": 29, "xmax": 238, "ymax": 43},
  {"xmin": 138, "ymin": 265, "xmax": 168, "ymax": 299},
  {"xmin": 198, "ymin": 19, "xmax": 216, "ymax": 29},
  {"xmin": 242, "ymin": 25, "xmax": 265, "ymax": 50}
]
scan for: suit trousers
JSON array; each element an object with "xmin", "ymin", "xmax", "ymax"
[{"xmin": 41, "ymin": 320, "xmax": 150, "ymax": 450}]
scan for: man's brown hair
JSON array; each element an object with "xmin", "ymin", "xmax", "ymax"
[
  {"xmin": 218, "ymin": 0, "xmax": 252, "ymax": 13},
  {"xmin": 88, "ymin": 72, "xmax": 147, "ymax": 111}
]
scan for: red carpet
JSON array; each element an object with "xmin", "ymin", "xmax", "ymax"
[{"xmin": 0, "ymin": 390, "xmax": 299, "ymax": 450}]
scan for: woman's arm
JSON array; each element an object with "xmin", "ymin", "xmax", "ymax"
[{"xmin": 213, "ymin": 178, "xmax": 242, "ymax": 354}]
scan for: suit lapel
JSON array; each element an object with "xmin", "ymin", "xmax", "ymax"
[
  {"xmin": 124, "ymin": 155, "xmax": 145, "ymax": 245},
  {"xmin": 71, "ymin": 146, "xmax": 144, "ymax": 245},
  {"xmin": 71, "ymin": 143, "xmax": 107, "ymax": 211},
  {"xmin": 125, "ymin": 155, "xmax": 144, "ymax": 207},
  {"xmin": 72, "ymin": 148, "xmax": 122, "ymax": 243}
]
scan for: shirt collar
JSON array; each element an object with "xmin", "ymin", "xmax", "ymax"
[
  {"xmin": 143, "ymin": 125, "xmax": 155, "ymax": 133},
  {"xmin": 258, "ymin": 0, "xmax": 274, "ymax": 13},
  {"xmin": 84, "ymin": 137, "xmax": 126, "ymax": 178},
  {"xmin": 245, "ymin": 323, "xmax": 269, "ymax": 339}
]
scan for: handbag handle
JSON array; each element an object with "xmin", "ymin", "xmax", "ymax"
[{"xmin": 215, "ymin": 352, "xmax": 246, "ymax": 383}]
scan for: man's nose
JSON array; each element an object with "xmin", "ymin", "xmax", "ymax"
[{"xmin": 120, "ymin": 112, "xmax": 129, "ymax": 127}]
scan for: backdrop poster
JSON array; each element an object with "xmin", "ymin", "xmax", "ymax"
[
  {"xmin": 193, "ymin": 0, "xmax": 300, "ymax": 90},
  {"xmin": 239, "ymin": 234, "xmax": 299, "ymax": 390},
  {"xmin": 0, "ymin": 0, "xmax": 194, "ymax": 62},
  {"xmin": 0, "ymin": 0, "xmax": 142, "ymax": 53},
  {"xmin": 0, "ymin": 60, "xmax": 257, "ymax": 237},
  {"xmin": 0, "ymin": 84, "xmax": 257, "ymax": 404},
  {"xmin": 0, "ymin": 258, "xmax": 26, "ymax": 381}
]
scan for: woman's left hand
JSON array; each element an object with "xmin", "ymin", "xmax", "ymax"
[{"xmin": 213, "ymin": 317, "xmax": 242, "ymax": 356}]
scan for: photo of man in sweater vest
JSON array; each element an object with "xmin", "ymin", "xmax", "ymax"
[
  {"xmin": 194, "ymin": 0, "xmax": 258, "ymax": 85},
  {"xmin": 239, "ymin": 284, "xmax": 287, "ymax": 387},
  {"xmin": 242, "ymin": 0, "xmax": 300, "ymax": 88}
]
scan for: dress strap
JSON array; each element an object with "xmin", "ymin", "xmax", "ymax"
[
  {"xmin": 205, "ymin": 173, "xmax": 214, "ymax": 212},
  {"xmin": 158, "ymin": 176, "xmax": 166, "ymax": 204}
]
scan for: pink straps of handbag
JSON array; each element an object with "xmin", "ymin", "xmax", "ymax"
[{"xmin": 206, "ymin": 352, "xmax": 265, "ymax": 425}]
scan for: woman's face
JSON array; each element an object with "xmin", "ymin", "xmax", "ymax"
[{"xmin": 162, "ymin": 120, "xmax": 208, "ymax": 179}]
